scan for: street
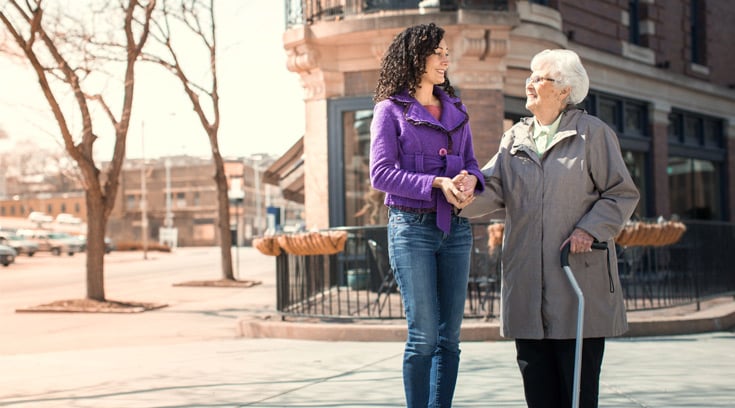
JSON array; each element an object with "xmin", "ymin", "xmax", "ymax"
[{"xmin": 0, "ymin": 246, "xmax": 277, "ymax": 354}]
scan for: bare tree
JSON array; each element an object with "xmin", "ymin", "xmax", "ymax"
[
  {"xmin": 0, "ymin": 0, "xmax": 155, "ymax": 302},
  {"xmin": 142, "ymin": 0, "xmax": 240, "ymax": 282}
]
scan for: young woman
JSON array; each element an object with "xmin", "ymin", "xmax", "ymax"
[{"xmin": 369, "ymin": 22, "xmax": 484, "ymax": 407}]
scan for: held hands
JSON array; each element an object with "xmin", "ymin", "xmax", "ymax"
[
  {"xmin": 561, "ymin": 228, "xmax": 595, "ymax": 254},
  {"xmin": 433, "ymin": 170, "xmax": 477, "ymax": 209}
]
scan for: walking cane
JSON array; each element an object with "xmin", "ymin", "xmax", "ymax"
[{"xmin": 560, "ymin": 241, "xmax": 608, "ymax": 408}]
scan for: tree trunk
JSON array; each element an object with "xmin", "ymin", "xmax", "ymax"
[
  {"xmin": 85, "ymin": 188, "xmax": 108, "ymax": 300},
  {"xmin": 213, "ymin": 150, "xmax": 234, "ymax": 280}
]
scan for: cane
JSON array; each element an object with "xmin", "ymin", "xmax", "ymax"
[{"xmin": 560, "ymin": 241, "xmax": 608, "ymax": 408}]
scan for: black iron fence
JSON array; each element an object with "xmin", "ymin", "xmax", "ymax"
[
  {"xmin": 285, "ymin": 0, "xmax": 510, "ymax": 28},
  {"xmin": 275, "ymin": 221, "xmax": 735, "ymax": 320}
]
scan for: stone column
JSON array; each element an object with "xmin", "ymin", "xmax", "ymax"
[
  {"xmin": 285, "ymin": 32, "xmax": 345, "ymax": 229},
  {"xmin": 728, "ymin": 121, "xmax": 735, "ymax": 222},
  {"xmin": 446, "ymin": 27, "xmax": 511, "ymax": 162}
]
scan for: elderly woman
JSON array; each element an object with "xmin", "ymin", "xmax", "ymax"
[{"xmin": 464, "ymin": 49, "xmax": 639, "ymax": 407}]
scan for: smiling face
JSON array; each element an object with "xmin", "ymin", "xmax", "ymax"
[
  {"xmin": 420, "ymin": 40, "xmax": 449, "ymax": 88},
  {"xmin": 525, "ymin": 64, "xmax": 570, "ymax": 123}
]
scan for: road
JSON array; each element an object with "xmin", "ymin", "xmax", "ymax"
[{"xmin": 0, "ymin": 246, "xmax": 277, "ymax": 355}]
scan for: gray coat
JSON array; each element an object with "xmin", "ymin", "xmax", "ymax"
[{"xmin": 464, "ymin": 109, "xmax": 640, "ymax": 339}]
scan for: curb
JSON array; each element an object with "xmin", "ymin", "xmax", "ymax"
[
  {"xmin": 237, "ymin": 319, "xmax": 503, "ymax": 342},
  {"xmin": 625, "ymin": 309, "xmax": 735, "ymax": 337},
  {"xmin": 237, "ymin": 303, "xmax": 735, "ymax": 342}
]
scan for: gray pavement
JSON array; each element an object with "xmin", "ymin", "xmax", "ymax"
[{"xmin": 1, "ymin": 247, "xmax": 734, "ymax": 407}]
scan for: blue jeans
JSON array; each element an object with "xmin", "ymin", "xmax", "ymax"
[{"xmin": 388, "ymin": 208, "xmax": 473, "ymax": 408}]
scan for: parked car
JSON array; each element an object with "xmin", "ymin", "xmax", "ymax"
[
  {"xmin": 16, "ymin": 229, "xmax": 84, "ymax": 256},
  {"xmin": 55, "ymin": 213, "xmax": 82, "ymax": 225},
  {"xmin": 74, "ymin": 235, "xmax": 115, "ymax": 254},
  {"xmin": 0, "ymin": 244, "xmax": 16, "ymax": 266},
  {"xmin": 0, "ymin": 232, "xmax": 38, "ymax": 256},
  {"xmin": 27, "ymin": 211, "xmax": 53, "ymax": 224}
]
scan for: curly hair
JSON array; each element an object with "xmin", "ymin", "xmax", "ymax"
[{"xmin": 374, "ymin": 23, "xmax": 456, "ymax": 103}]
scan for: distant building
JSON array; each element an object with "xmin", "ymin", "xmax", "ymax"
[
  {"xmin": 275, "ymin": 1, "xmax": 735, "ymax": 228},
  {"xmin": 0, "ymin": 154, "xmax": 303, "ymax": 246}
]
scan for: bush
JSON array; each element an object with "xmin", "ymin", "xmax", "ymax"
[{"xmin": 113, "ymin": 241, "xmax": 172, "ymax": 252}]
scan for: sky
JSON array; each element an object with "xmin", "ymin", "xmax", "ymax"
[{"xmin": 0, "ymin": 0, "xmax": 305, "ymax": 161}]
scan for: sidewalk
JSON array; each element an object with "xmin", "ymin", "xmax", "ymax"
[{"xmin": 1, "ymin": 247, "xmax": 734, "ymax": 407}]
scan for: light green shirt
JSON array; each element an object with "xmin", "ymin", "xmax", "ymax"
[{"xmin": 532, "ymin": 113, "xmax": 563, "ymax": 157}]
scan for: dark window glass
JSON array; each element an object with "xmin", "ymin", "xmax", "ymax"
[
  {"xmin": 343, "ymin": 109, "xmax": 378, "ymax": 227},
  {"xmin": 690, "ymin": 0, "xmax": 707, "ymax": 64},
  {"xmin": 598, "ymin": 98, "xmax": 620, "ymax": 131},
  {"xmin": 629, "ymin": 0, "xmax": 640, "ymax": 45},
  {"xmin": 668, "ymin": 112, "xmax": 683, "ymax": 143},
  {"xmin": 622, "ymin": 150, "xmax": 646, "ymax": 219},
  {"xmin": 667, "ymin": 109, "xmax": 726, "ymax": 220},
  {"xmin": 683, "ymin": 116, "xmax": 701, "ymax": 145},
  {"xmin": 624, "ymin": 103, "xmax": 645, "ymax": 135},
  {"xmin": 583, "ymin": 91, "xmax": 651, "ymax": 217},
  {"xmin": 668, "ymin": 157, "xmax": 721, "ymax": 220},
  {"xmin": 703, "ymin": 119, "xmax": 723, "ymax": 148},
  {"xmin": 126, "ymin": 195, "xmax": 136, "ymax": 211}
]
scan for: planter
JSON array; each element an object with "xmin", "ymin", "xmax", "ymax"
[{"xmin": 347, "ymin": 269, "xmax": 369, "ymax": 290}]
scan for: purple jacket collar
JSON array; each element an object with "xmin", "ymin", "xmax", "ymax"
[{"xmin": 389, "ymin": 87, "xmax": 468, "ymax": 133}]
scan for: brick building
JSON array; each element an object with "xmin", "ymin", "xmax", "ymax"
[{"xmin": 275, "ymin": 0, "xmax": 735, "ymax": 228}]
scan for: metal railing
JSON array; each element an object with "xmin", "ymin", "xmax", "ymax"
[
  {"xmin": 275, "ymin": 221, "xmax": 735, "ymax": 320},
  {"xmin": 285, "ymin": 0, "xmax": 510, "ymax": 28}
]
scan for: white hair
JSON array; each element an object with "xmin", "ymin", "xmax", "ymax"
[{"xmin": 530, "ymin": 49, "xmax": 589, "ymax": 105}]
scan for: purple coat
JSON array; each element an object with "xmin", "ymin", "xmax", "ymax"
[{"xmin": 369, "ymin": 87, "xmax": 484, "ymax": 228}]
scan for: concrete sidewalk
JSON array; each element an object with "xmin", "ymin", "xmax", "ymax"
[{"xmin": 1, "ymin": 246, "xmax": 734, "ymax": 407}]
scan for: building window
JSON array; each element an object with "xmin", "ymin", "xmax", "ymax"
[
  {"xmin": 176, "ymin": 192, "xmax": 186, "ymax": 208},
  {"xmin": 668, "ymin": 110, "xmax": 725, "ymax": 220},
  {"xmin": 193, "ymin": 192, "xmax": 200, "ymax": 206},
  {"xmin": 75, "ymin": 203, "xmax": 80, "ymax": 213},
  {"xmin": 60, "ymin": 203, "xmax": 66, "ymax": 213},
  {"xmin": 46, "ymin": 204, "xmax": 52, "ymax": 214},
  {"xmin": 629, "ymin": 0, "xmax": 640, "ymax": 45},
  {"xmin": 327, "ymin": 97, "xmax": 375, "ymax": 227},
  {"xmin": 668, "ymin": 157, "xmax": 721, "ymax": 220},
  {"xmin": 690, "ymin": 0, "xmax": 706, "ymax": 65},
  {"xmin": 584, "ymin": 92, "xmax": 651, "ymax": 218},
  {"xmin": 126, "ymin": 195, "xmax": 136, "ymax": 211}
]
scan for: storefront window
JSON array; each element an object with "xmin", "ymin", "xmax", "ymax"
[
  {"xmin": 327, "ymin": 97, "xmax": 376, "ymax": 227},
  {"xmin": 667, "ymin": 110, "xmax": 725, "ymax": 220},
  {"xmin": 668, "ymin": 157, "xmax": 721, "ymax": 220},
  {"xmin": 622, "ymin": 149, "xmax": 646, "ymax": 219},
  {"xmin": 343, "ymin": 109, "xmax": 378, "ymax": 227},
  {"xmin": 584, "ymin": 91, "xmax": 651, "ymax": 218}
]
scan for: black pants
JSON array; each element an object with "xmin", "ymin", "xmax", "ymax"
[{"xmin": 515, "ymin": 338, "xmax": 605, "ymax": 408}]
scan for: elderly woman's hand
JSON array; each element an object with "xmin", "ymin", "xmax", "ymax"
[{"xmin": 561, "ymin": 228, "xmax": 596, "ymax": 253}]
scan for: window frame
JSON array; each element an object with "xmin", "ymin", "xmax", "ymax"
[{"xmin": 327, "ymin": 96, "xmax": 375, "ymax": 227}]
